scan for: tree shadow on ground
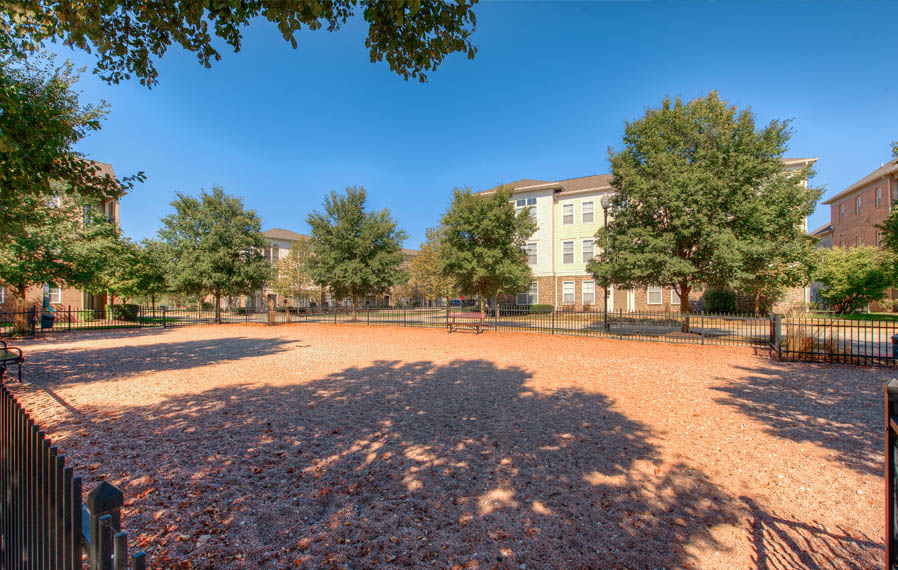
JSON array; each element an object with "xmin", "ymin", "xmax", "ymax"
[
  {"xmin": 710, "ymin": 362, "xmax": 882, "ymax": 476},
  {"xmin": 35, "ymin": 358, "xmax": 742, "ymax": 569},
  {"xmin": 23, "ymin": 335, "xmax": 302, "ymax": 385},
  {"xmin": 741, "ymin": 496, "xmax": 881, "ymax": 569}
]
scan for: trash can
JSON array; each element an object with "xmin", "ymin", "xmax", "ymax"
[
  {"xmin": 892, "ymin": 334, "xmax": 898, "ymax": 360},
  {"xmin": 41, "ymin": 311, "xmax": 55, "ymax": 330}
]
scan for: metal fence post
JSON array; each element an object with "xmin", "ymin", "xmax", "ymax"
[
  {"xmin": 774, "ymin": 314, "xmax": 783, "ymax": 357},
  {"xmin": 162, "ymin": 307, "xmax": 166, "ymax": 329},
  {"xmin": 885, "ymin": 378, "xmax": 898, "ymax": 568},
  {"xmin": 701, "ymin": 311, "xmax": 705, "ymax": 345},
  {"xmin": 87, "ymin": 481, "xmax": 123, "ymax": 570},
  {"xmin": 68, "ymin": 306, "xmax": 72, "ymax": 332},
  {"xmin": 551, "ymin": 308, "xmax": 555, "ymax": 335}
]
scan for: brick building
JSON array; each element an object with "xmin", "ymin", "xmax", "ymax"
[
  {"xmin": 480, "ymin": 158, "xmax": 816, "ymax": 312},
  {"xmin": 0, "ymin": 161, "xmax": 121, "ymax": 315}
]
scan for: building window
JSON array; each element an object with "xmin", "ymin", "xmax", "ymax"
[
  {"xmin": 877, "ymin": 187, "xmax": 883, "ymax": 206},
  {"xmin": 856, "ymin": 196, "xmax": 861, "ymax": 214},
  {"xmin": 646, "ymin": 285, "xmax": 663, "ymax": 305},
  {"xmin": 581, "ymin": 239, "xmax": 594, "ymax": 263},
  {"xmin": 582, "ymin": 201, "xmax": 594, "ymax": 223},
  {"xmin": 562, "ymin": 203, "xmax": 574, "ymax": 225},
  {"xmin": 48, "ymin": 285, "xmax": 61, "ymax": 304},
  {"xmin": 562, "ymin": 281, "xmax": 575, "ymax": 305},
  {"xmin": 0, "ymin": 287, "xmax": 4, "ymax": 304},
  {"xmin": 525, "ymin": 242, "xmax": 537, "ymax": 265},
  {"xmin": 839, "ymin": 203, "xmax": 844, "ymax": 220},
  {"xmin": 516, "ymin": 197, "xmax": 537, "ymax": 218},
  {"xmin": 878, "ymin": 232, "xmax": 885, "ymax": 248},
  {"xmin": 856, "ymin": 236, "xmax": 861, "ymax": 247},
  {"xmin": 562, "ymin": 241, "xmax": 574, "ymax": 264},
  {"xmin": 271, "ymin": 244, "xmax": 279, "ymax": 261},
  {"xmin": 671, "ymin": 288, "xmax": 681, "ymax": 306},
  {"xmin": 839, "ymin": 240, "xmax": 844, "ymax": 248},
  {"xmin": 517, "ymin": 281, "xmax": 538, "ymax": 305},
  {"xmin": 582, "ymin": 281, "xmax": 595, "ymax": 305}
]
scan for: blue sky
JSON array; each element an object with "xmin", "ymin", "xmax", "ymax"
[{"xmin": 63, "ymin": 0, "xmax": 897, "ymax": 247}]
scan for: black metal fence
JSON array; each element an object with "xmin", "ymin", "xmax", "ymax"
[
  {"xmin": 1, "ymin": 381, "xmax": 148, "ymax": 569},
  {"xmin": 776, "ymin": 314, "xmax": 898, "ymax": 366},
  {"xmin": 885, "ymin": 379, "xmax": 898, "ymax": 569}
]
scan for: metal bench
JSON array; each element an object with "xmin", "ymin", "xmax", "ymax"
[
  {"xmin": 0, "ymin": 340, "xmax": 24, "ymax": 383},
  {"xmin": 448, "ymin": 311, "xmax": 486, "ymax": 333}
]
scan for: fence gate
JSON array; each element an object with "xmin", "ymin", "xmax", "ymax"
[{"xmin": 1, "ymin": 381, "xmax": 148, "ymax": 569}]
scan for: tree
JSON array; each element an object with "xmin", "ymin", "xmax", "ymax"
[
  {"xmin": 439, "ymin": 187, "xmax": 537, "ymax": 311},
  {"xmin": 0, "ymin": 51, "xmax": 142, "ymax": 237},
  {"xmin": 813, "ymin": 246, "xmax": 894, "ymax": 313},
  {"xmin": 272, "ymin": 237, "xmax": 317, "ymax": 306},
  {"xmin": 158, "ymin": 187, "xmax": 271, "ymax": 323},
  {"xmin": 306, "ymin": 186, "xmax": 407, "ymax": 319},
  {"xmin": 2, "ymin": 1, "xmax": 478, "ymax": 88},
  {"xmin": 892, "ymin": 141, "xmax": 897, "ymax": 158},
  {"xmin": 68, "ymin": 212, "xmax": 136, "ymax": 310},
  {"xmin": 123, "ymin": 240, "xmax": 169, "ymax": 312},
  {"xmin": 403, "ymin": 226, "xmax": 456, "ymax": 304},
  {"xmin": 588, "ymin": 91, "xmax": 816, "ymax": 326}
]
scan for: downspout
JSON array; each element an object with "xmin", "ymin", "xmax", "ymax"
[{"xmin": 552, "ymin": 191, "xmax": 558, "ymax": 309}]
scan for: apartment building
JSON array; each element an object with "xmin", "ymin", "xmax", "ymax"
[
  {"xmin": 480, "ymin": 158, "xmax": 816, "ymax": 312},
  {"xmin": 0, "ymin": 161, "xmax": 121, "ymax": 314}
]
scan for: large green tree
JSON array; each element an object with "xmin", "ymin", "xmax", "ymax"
[
  {"xmin": 2, "ymin": 1, "xmax": 478, "ymax": 88},
  {"xmin": 272, "ymin": 237, "xmax": 318, "ymax": 306},
  {"xmin": 123, "ymin": 240, "xmax": 169, "ymax": 312},
  {"xmin": 306, "ymin": 186, "xmax": 407, "ymax": 318},
  {"xmin": 0, "ymin": 52, "xmax": 143, "ymax": 237},
  {"xmin": 68, "ymin": 211, "xmax": 136, "ymax": 309},
  {"xmin": 813, "ymin": 246, "xmax": 894, "ymax": 313},
  {"xmin": 588, "ymin": 91, "xmax": 817, "ymax": 323},
  {"xmin": 439, "ymin": 187, "xmax": 537, "ymax": 311},
  {"xmin": 404, "ymin": 226, "xmax": 456, "ymax": 303},
  {"xmin": 158, "ymin": 187, "xmax": 271, "ymax": 323}
]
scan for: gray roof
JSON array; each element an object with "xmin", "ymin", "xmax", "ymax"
[
  {"xmin": 822, "ymin": 157, "xmax": 898, "ymax": 205},
  {"xmin": 808, "ymin": 222, "xmax": 832, "ymax": 237},
  {"xmin": 476, "ymin": 174, "xmax": 612, "ymax": 195},
  {"xmin": 262, "ymin": 228, "xmax": 309, "ymax": 241}
]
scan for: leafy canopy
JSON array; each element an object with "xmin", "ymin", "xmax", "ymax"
[
  {"xmin": 272, "ymin": 237, "xmax": 318, "ymax": 303},
  {"xmin": 813, "ymin": 246, "xmax": 894, "ymax": 313},
  {"xmin": 158, "ymin": 187, "xmax": 271, "ymax": 318},
  {"xmin": 403, "ymin": 226, "xmax": 456, "ymax": 301},
  {"xmin": 2, "ymin": 1, "xmax": 478, "ymax": 87},
  {"xmin": 306, "ymin": 186, "xmax": 407, "ymax": 307},
  {"xmin": 439, "ymin": 187, "xmax": 537, "ymax": 304},
  {"xmin": 588, "ymin": 91, "xmax": 817, "ymax": 314}
]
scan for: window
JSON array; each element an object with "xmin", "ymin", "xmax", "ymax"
[
  {"xmin": 272, "ymin": 244, "xmax": 279, "ymax": 261},
  {"xmin": 525, "ymin": 242, "xmax": 537, "ymax": 265},
  {"xmin": 839, "ymin": 240, "xmax": 844, "ymax": 248},
  {"xmin": 646, "ymin": 285, "xmax": 663, "ymax": 305},
  {"xmin": 856, "ymin": 236, "xmax": 861, "ymax": 247},
  {"xmin": 562, "ymin": 241, "xmax": 574, "ymax": 264},
  {"xmin": 562, "ymin": 203, "xmax": 574, "ymax": 225},
  {"xmin": 562, "ymin": 281, "xmax": 575, "ymax": 305},
  {"xmin": 516, "ymin": 197, "xmax": 537, "ymax": 218},
  {"xmin": 856, "ymin": 196, "xmax": 862, "ymax": 214},
  {"xmin": 671, "ymin": 288, "xmax": 681, "ymax": 306},
  {"xmin": 517, "ymin": 281, "xmax": 538, "ymax": 305},
  {"xmin": 877, "ymin": 187, "xmax": 883, "ymax": 206},
  {"xmin": 48, "ymin": 285, "xmax": 61, "ymax": 304},
  {"xmin": 582, "ymin": 281, "xmax": 595, "ymax": 305},
  {"xmin": 878, "ymin": 232, "xmax": 885, "ymax": 248},
  {"xmin": 0, "ymin": 287, "xmax": 4, "ymax": 304},
  {"xmin": 839, "ymin": 203, "xmax": 845, "ymax": 220},
  {"xmin": 582, "ymin": 239, "xmax": 594, "ymax": 263},
  {"xmin": 582, "ymin": 201, "xmax": 594, "ymax": 223}
]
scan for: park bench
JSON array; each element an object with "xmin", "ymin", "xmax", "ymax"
[
  {"xmin": 448, "ymin": 311, "xmax": 486, "ymax": 333},
  {"xmin": 0, "ymin": 340, "xmax": 23, "ymax": 383}
]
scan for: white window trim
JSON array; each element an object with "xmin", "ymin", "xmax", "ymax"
[
  {"xmin": 646, "ymin": 285, "xmax": 663, "ymax": 305},
  {"xmin": 0, "ymin": 287, "xmax": 4, "ymax": 304},
  {"xmin": 877, "ymin": 187, "xmax": 883, "ymax": 206},
  {"xmin": 561, "ymin": 240, "xmax": 574, "ymax": 264},
  {"xmin": 581, "ymin": 239, "xmax": 594, "ymax": 263},
  {"xmin": 582, "ymin": 281, "xmax": 595, "ymax": 306},
  {"xmin": 562, "ymin": 203, "xmax": 574, "ymax": 225},
  {"xmin": 517, "ymin": 281, "xmax": 538, "ymax": 305},
  {"xmin": 582, "ymin": 201, "xmax": 594, "ymax": 223},
  {"xmin": 562, "ymin": 281, "xmax": 575, "ymax": 305},
  {"xmin": 525, "ymin": 242, "xmax": 537, "ymax": 265},
  {"xmin": 48, "ymin": 285, "xmax": 62, "ymax": 304},
  {"xmin": 670, "ymin": 288, "xmax": 681, "ymax": 306}
]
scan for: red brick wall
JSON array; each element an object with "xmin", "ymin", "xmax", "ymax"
[{"xmin": 829, "ymin": 178, "xmax": 894, "ymax": 249}]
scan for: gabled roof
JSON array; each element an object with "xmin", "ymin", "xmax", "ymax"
[
  {"xmin": 476, "ymin": 174, "xmax": 612, "ymax": 196},
  {"xmin": 262, "ymin": 228, "xmax": 309, "ymax": 241},
  {"xmin": 809, "ymin": 222, "xmax": 832, "ymax": 237},
  {"xmin": 822, "ymin": 157, "xmax": 898, "ymax": 205}
]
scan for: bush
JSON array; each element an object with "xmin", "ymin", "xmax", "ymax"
[
  {"xmin": 704, "ymin": 289, "xmax": 736, "ymax": 313},
  {"xmin": 201, "ymin": 301, "xmax": 214, "ymax": 310},
  {"xmin": 529, "ymin": 304, "xmax": 553, "ymax": 314},
  {"xmin": 110, "ymin": 304, "xmax": 139, "ymax": 321}
]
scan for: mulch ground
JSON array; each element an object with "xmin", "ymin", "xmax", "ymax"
[{"xmin": 6, "ymin": 324, "xmax": 885, "ymax": 569}]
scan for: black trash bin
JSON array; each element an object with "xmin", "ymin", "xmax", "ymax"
[{"xmin": 41, "ymin": 312, "xmax": 55, "ymax": 330}]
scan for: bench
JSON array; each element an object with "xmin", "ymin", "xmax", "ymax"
[
  {"xmin": 0, "ymin": 340, "xmax": 23, "ymax": 383},
  {"xmin": 448, "ymin": 311, "xmax": 486, "ymax": 333}
]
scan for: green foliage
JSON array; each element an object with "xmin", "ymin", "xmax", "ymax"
[
  {"xmin": 529, "ymin": 304, "xmax": 553, "ymax": 314},
  {"xmin": 68, "ymin": 210, "xmax": 137, "ymax": 305},
  {"xmin": 588, "ymin": 91, "xmax": 818, "ymax": 316},
  {"xmin": 439, "ymin": 187, "xmax": 537, "ymax": 308},
  {"xmin": 0, "ymin": 52, "xmax": 143, "ymax": 237},
  {"xmin": 2, "ymin": 1, "xmax": 478, "ymax": 87},
  {"xmin": 272, "ymin": 237, "xmax": 317, "ymax": 303},
  {"xmin": 158, "ymin": 187, "xmax": 271, "ymax": 321},
  {"xmin": 813, "ymin": 246, "xmax": 894, "ymax": 313},
  {"xmin": 892, "ymin": 141, "xmax": 897, "ymax": 158},
  {"xmin": 401, "ymin": 226, "xmax": 456, "ymax": 302},
  {"xmin": 110, "ymin": 303, "xmax": 139, "ymax": 321},
  {"xmin": 306, "ymin": 187, "xmax": 408, "ymax": 311},
  {"xmin": 703, "ymin": 289, "xmax": 736, "ymax": 314},
  {"xmin": 124, "ymin": 239, "xmax": 169, "ymax": 304}
]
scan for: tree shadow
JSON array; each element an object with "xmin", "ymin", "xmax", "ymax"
[
  {"xmin": 710, "ymin": 362, "xmax": 882, "ymax": 476},
  {"xmin": 33, "ymin": 358, "xmax": 745, "ymax": 569},
  {"xmin": 22, "ymin": 335, "xmax": 302, "ymax": 385},
  {"xmin": 742, "ymin": 496, "xmax": 881, "ymax": 569}
]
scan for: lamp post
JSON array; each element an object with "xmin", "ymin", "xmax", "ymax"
[{"xmin": 600, "ymin": 195, "xmax": 611, "ymax": 331}]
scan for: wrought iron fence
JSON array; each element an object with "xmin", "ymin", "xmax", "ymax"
[
  {"xmin": 777, "ymin": 315, "xmax": 898, "ymax": 366},
  {"xmin": 885, "ymin": 379, "xmax": 898, "ymax": 569},
  {"xmin": 1, "ymin": 381, "xmax": 148, "ymax": 569}
]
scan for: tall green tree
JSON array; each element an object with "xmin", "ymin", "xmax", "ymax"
[
  {"xmin": 272, "ymin": 237, "xmax": 318, "ymax": 306},
  {"xmin": 439, "ymin": 187, "xmax": 537, "ymax": 311},
  {"xmin": 0, "ymin": 52, "xmax": 143, "ymax": 237},
  {"xmin": 68, "ymin": 210, "xmax": 136, "ymax": 309},
  {"xmin": 123, "ymin": 240, "xmax": 169, "ymax": 311},
  {"xmin": 306, "ymin": 186, "xmax": 407, "ymax": 319},
  {"xmin": 2, "ymin": 1, "xmax": 478, "ymax": 88},
  {"xmin": 813, "ymin": 246, "xmax": 894, "ymax": 313},
  {"xmin": 405, "ymin": 226, "xmax": 456, "ymax": 303},
  {"xmin": 588, "ymin": 91, "xmax": 816, "ymax": 324},
  {"xmin": 158, "ymin": 187, "xmax": 271, "ymax": 323}
]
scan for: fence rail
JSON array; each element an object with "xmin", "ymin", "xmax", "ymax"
[{"xmin": 1, "ymin": 381, "xmax": 148, "ymax": 569}]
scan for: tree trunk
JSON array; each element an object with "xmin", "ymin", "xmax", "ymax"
[
  {"xmin": 13, "ymin": 284, "xmax": 27, "ymax": 334},
  {"xmin": 352, "ymin": 294, "xmax": 359, "ymax": 321},
  {"xmin": 152, "ymin": 293, "xmax": 156, "ymax": 318},
  {"xmin": 679, "ymin": 281, "xmax": 691, "ymax": 333},
  {"xmin": 754, "ymin": 290, "xmax": 762, "ymax": 317},
  {"xmin": 214, "ymin": 292, "xmax": 222, "ymax": 324}
]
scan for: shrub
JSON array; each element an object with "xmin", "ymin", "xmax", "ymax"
[
  {"xmin": 232, "ymin": 306, "xmax": 253, "ymax": 315},
  {"xmin": 530, "ymin": 304, "xmax": 553, "ymax": 314},
  {"xmin": 704, "ymin": 289, "xmax": 736, "ymax": 313},
  {"xmin": 110, "ymin": 304, "xmax": 139, "ymax": 321}
]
